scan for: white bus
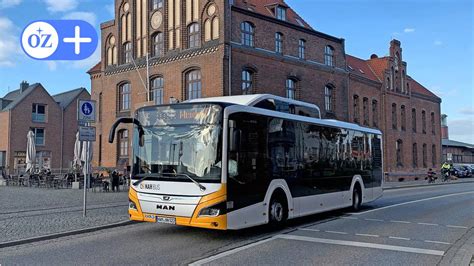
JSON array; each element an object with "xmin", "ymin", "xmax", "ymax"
[{"xmin": 109, "ymin": 94, "xmax": 383, "ymax": 230}]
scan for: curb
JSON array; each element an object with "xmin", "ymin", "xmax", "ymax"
[
  {"xmin": 383, "ymin": 179, "xmax": 474, "ymax": 190},
  {"xmin": 0, "ymin": 220, "xmax": 135, "ymax": 249}
]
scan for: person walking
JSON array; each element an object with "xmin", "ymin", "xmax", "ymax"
[{"xmin": 111, "ymin": 170, "xmax": 119, "ymax": 192}]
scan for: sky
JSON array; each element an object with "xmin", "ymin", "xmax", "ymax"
[{"xmin": 0, "ymin": 0, "xmax": 472, "ymax": 143}]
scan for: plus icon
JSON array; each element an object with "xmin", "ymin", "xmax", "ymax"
[{"xmin": 63, "ymin": 26, "xmax": 92, "ymax": 55}]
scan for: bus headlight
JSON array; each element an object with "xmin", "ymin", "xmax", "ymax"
[
  {"xmin": 198, "ymin": 202, "xmax": 226, "ymax": 217},
  {"xmin": 129, "ymin": 200, "xmax": 137, "ymax": 210}
]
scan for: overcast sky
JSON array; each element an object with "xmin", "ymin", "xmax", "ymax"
[{"xmin": 0, "ymin": 0, "xmax": 472, "ymax": 143}]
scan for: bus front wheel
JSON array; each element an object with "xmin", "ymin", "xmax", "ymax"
[
  {"xmin": 352, "ymin": 184, "xmax": 362, "ymax": 211},
  {"xmin": 269, "ymin": 192, "xmax": 288, "ymax": 227}
]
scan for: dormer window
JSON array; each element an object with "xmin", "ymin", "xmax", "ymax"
[{"xmin": 276, "ymin": 6, "xmax": 286, "ymax": 21}]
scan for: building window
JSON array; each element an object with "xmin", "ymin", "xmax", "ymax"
[
  {"xmin": 118, "ymin": 130, "xmax": 129, "ymax": 158},
  {"xmin": 106, "ymin": 35, "xmax": 117, "ymax": 66},
  {"xmin": 32, "ymin": 128, "xmax": 45, "ymax": 146},
  {"xmin": 372, "ymin": 100, "xmax": 378, "ymax": 128},
  {"xmin": 401, "ymin": 105, "xmax": 406, "ymax": 131},
  {"xmin": 412, "ymin": 108, "xmax": 417, "ymax": 132},
  {"xmin": 150, "ymin": 77, "xmax": 164, "ymax": 105},
  {"xmin": 32, "ymin": 104, "xmax": 46, "ymax": 123},
  {"xmin": 324, "ymin": 45, "xmax": 334, "ymax": 66},
  {"xmin": 186, "ymin": 69, "xmax": 202, "ymax": 100},
  {"xmin": 298, "ymin": 39, "xmax": 306, "ymax": 59},
  {"xmin": 422, "ymin": 110, "xmax": 427, "ymax": 134},
  {"xmin": 413, "ymin": 143, "xmax": 418, "ymax": 168},
  {"xmin": 286, "ymin": 79, "xmax": 296, "ymax": 99},
  {"xmin": 188, "ymin": 23, "xmax": 200, "ymax": 49},
  {"xmin": 431, "ymin": 112, "xmax": 436, "ymax": 135},
  {"xmin": 242, "ymin": 70, "xmax": 253, "ymax": 95},
  {"xmin": 386, "ymin": 77, "xmax": 390, "ymax": 90},
  {"xmin": 152, "ymin": 32, "xmax": 164, "ymax": 57},
  {"xmin": 241, "ymin": 22, "xmax": 254, "ymax": 47},
  {"xmin": 123, "ymin": 42, "xmax": 132, "ymax": 63},
  {"xmin": 275, "ymin": 32, "xmax": 283, "ymax": 54},
  {"xmin": 363, "ymin": 97, "xmax": 369, "ymax": 126},
  {"xmin": 119, "ymin": 83, "xmax": 131, "ymax": 111},
  {"xmin": 325, "ymin": 85, "xmax": 334, "ymax": 112},
  {"xmin": 99, "ymin": 92, "xmax": 103, "ymax": 122},
  {"xmin": 392, "ymin": 103, "xmax": 397, "ymax": 130},
  {"xmin": 276, "ymin": 6, "xmax": 286, "ymax": 21},
  {"xmin": 396, "ymin": 139, "xmax": 403, "ymax": 167},
  {"xmin": 422, "ymin": 143, "xmax": 427, "ymax": 168},
  {"xmin": 353, "ymin": 95, "xmax": 360, "ymax": 124},
  {"xmin": 432, "ymin": 144, "xmax": 437, "ymax": 167},
  {"xmin": 152, "ymin": 0, "xmax": 163, "ymax": 10}
]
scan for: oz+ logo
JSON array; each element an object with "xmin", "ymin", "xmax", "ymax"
[{"xmin": 21, "ymin": 20, "xmax": 98, "ymax": 60}]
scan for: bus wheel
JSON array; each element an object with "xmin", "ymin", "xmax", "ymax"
[
  {"xmin": 352, "ymin": 185, "xmax": 362, "ymax": 211},
  {"xmin": 269, "ymin": 193, "xmax": 288, "ymax": 227}
]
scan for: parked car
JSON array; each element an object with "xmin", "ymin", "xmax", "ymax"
[
  {"xmin": 460, "ymin": 165, "xmax": 473, "ymax": 178},
  {"xmin": 452, "ymin": 166, "xmax": 468, "ymax": 178}
]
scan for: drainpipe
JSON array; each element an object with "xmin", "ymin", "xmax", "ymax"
[
  {"xmin": 59, "ymin": 106, "xmax": 64, "ymax": 174},
  {"xmin": 228, "ymin": 0, "xmax": 232, "ymax": 96}
]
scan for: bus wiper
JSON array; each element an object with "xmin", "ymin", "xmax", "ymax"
[
  {"xmin": 133, "ymin": 174, "xmax": 160, "ymax": 186},
  {"xmin": 163, "ymin": 172, "xmax": 206, "ymax": 192}
]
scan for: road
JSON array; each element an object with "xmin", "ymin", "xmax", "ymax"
[{"xmin": 0, "ymin": 183, "xmax": 473, "ymax": 265}]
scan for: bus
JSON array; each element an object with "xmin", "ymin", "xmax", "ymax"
[{"xmin": 109, "ymin": 94, "xmax": 383, "ymax": 230}]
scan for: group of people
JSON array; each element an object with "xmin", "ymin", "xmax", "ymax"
[
  {"xmin": 427, "ymin": 162, "xmax": 455, "ymax": 183},
  {"xmin": 96, "ymin": 170, "xmax": 122, "ymax": 192}
]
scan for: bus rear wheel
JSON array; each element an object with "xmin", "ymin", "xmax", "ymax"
[
  {"xmin": 269, "ymin": 193, "xmax": 288, "ymax": 227},
  {"xmin": 352, "ymin": 185, "xmax": 362, "ymax": 211}
]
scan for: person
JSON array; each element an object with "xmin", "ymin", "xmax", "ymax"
[
  {"xmin": 441, "ymin": 162, "xmax": 452, "ymax": 181},
  {"xmin": 111, "ymin": 170, "xmax": 119, "ymax": 192},
  {"xmin": 427, "ymin": 168, "xmax": 436, "ymax": 183}
]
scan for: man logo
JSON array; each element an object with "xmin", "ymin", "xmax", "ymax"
[
  {"xmin": 157, "ymin": 205, "xmax": 175, "ymax": 211},
  {"xmin": 163, "ymin": 196, "xmax": 171, "ymax": 201}
]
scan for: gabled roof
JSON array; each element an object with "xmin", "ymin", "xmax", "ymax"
[
  {"xmin": 366, "ymin": 56, "xmax": 390, "ymax": 81},
  {"xmin": 346, "ymin": 55, "xmax": 381, "ymax": 83},
  {"xmin": 234, "ymin": 0, "xmax": 313, "ymax": 29},
  {"xmin": 52, "ymin": 87, "xmax": 90, "ymax": 109},
  {"xmin": 87, "ymin": 61, "xmax": 101, "ymax": 74},
  {"xmin": 442, "ymin": 139, "xmax": 474, "ymax": 149},
  {"xmin": 407, "ymin": 76, "xmax": 440, "ymax": 99},
  {"xmin": 0, "ymin": 83, "xmax": 41, "ymax": 111}
]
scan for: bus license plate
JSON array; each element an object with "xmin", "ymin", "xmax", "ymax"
[{"xmin": 156, "ymin": 216, "xmax": 176, "ymax": 225}]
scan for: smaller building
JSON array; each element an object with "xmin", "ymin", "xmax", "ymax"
[
  {"xmin": 0, "ymin": 81, "xmax": 90, "ymax": 174},
  {"xmin": 441, "ymin": 114, "xmax": 474, "ymax": 165}
]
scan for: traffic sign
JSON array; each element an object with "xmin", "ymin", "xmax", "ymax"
[
  {"xmin": 79, "ymin": 126, "xmax": 96, "ymax": 142},
  {"xmin": 78, "ymin": 100, "xmax": 96, "ymax": 122}
]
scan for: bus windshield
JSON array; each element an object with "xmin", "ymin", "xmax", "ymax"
[{"xmin": 132, "ymin": 104, "xmax": 223, "ymax": 183}]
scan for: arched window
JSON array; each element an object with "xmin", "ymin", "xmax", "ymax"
[
  {"xmin": 422, "ymin": 143, "xmax": 427, "ymax": 168},
  {"xmin": 386, "ymin": 77, "xmax": 390, "ymax": 90},
  {"xmin": 353, "ymin": 95, "xmax": 360, "ymax": 124},
  {"xmin": 118, "ymin": 130, "xmax": 129, "ymax": 158},
  {"xmin": 123, "ymin": 42, "xmax": 132, "ymax": 63},
  {"xmin": 188, "ymin": 23, "xmax": 200, "ymax": 48},
  {"xmin": 152, "ymin": 0, "xmax": 163, "ymax": 10},
  {"xmin": 286, "ymin": 79, "xmax": 296, "ymax": 99},
  {"xmin": 324, "ymin": 45, "xmax": 334, "ymax": 66},
  {"xmin": 152, "ymin": 32, "xmax": 164, "ymax": 57},
  {"xmin": 372, "ymin": 100, "xmax": 378, "ymax": 128},
  {"xmin": 363, "ymin": 97, "xmax": 369, "ymax": 126},
  {"xmin": 119, "ymin": 83, "xmax": 131, "ymax": 111},
  {"xmin": 212, "ymin": 17, "xmax": 219, "ymax": 40},
  {"xmin": 150, "ymin": 77, "xmax": 164, "ymax": 104},
  {"xmin": 412, "ymin": 143, "xmax": 418, "ymax": 168},
  {"xmin": 412, "ymin": 108, "xmax": 417, "ymax": 132},
  {"xmin": 392, "ymin": 103, "xmax": 397, "ymax": 130},
  {"xmin": 401, "ymin": 105, "xmax": 406, "ymax": 131},
  {"xmin": 390, "ymin": 66, "xmax": 395, "ymax": 90},
  {"xmin": 396, "ymin": 139, "xmax": 403, "ymax": 167},
  {"xmin": 298, "ymin": 39, "xmax": 306, "ymax": 59},
  {"xmin": 325, "ymin": 85, "xmax": 334, "ymax": 112},
  {"xmin": 432, "ymin": 144, "xmax": 437, "ymax": 167},
  {"xmin": 275, "ymin": 32, "xmax": 283, "ymax": 54},
  {"xmin": 241, "ymin": 22, "xmax": 254, "ymax": 47},
  {"xmin": 422, "ymin": 110, "xmax": 427, "ymax": 134},
  {"xmin": 204, "ymin": 19, "xmax": 212, "ymax": 41},
  {"xmin": 431, "ymin": 112, "xmax": 436, "ymax": 135},
  {"xmin": 242, "ymin": 70, "xmax": 253, "ymax": 95},
  {"xmin": 186, "ymin": 69, "xmax": 202, "ymax": 100}
]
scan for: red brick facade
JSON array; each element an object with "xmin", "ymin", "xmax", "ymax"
[{"xmin": 90, "ymin": 0, "xmax": 441, "ymax": 179}]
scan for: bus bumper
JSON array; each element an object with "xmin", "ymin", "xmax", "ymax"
[{"xmin": 128, "ymin": 186, "xmax": 227, "ymax": 230}]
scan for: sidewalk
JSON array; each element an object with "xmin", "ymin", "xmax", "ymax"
[
  {"xmin": 0, "ymin": 186, "xmax": 129, "ymax": 244},
  {"xmin": 383, "ymin": 177, "xmax": 474, "ymax": 190}
]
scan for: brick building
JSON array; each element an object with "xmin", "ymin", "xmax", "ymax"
[
  {"xmin": 441, "ymin": 115, "xmax": 474, "ymax": 165},
  {"xmin": 89, "ymin": 0, "xmax": 441, "ymax": 179},
  {"xmin": 0, "ymin": 82, "xmax": 90, "ymax": 174}
]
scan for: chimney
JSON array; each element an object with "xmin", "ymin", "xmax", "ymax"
[
  {"xmin": 20, "ymin": 81, "xmax": 29, "ymax": 93},
  {"xmin": 441, "ymin": 114, "xmax": 449, "ymax": 139}
]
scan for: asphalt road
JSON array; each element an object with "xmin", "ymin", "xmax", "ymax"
[{"xmin": 1, "ymin": 183, "xmax": 473, "ymax": 265}]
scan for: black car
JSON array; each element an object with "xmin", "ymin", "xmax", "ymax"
[{"xmin": 460, "ymin": 166, "xmax": 473, "ymax": 178}]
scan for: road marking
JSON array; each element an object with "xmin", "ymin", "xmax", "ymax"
[
  {"xmin": 299, "ymin": 228, "xmax": 321, "ymax": 232},
  {"xmin": 417, "ymin": 222, "xmax": 438, "ymax": 226},
  {"xmin": 276, "ymin": 234, "xmax": 444, "ymax": 256},
  {"xmin": 424, "ymin": 240, "xmax": 452, "ymax": 245},
  {"xmin": 354, "ymin": 191, "xmax": 474, "ymax": 215},
  {"xmin": 355, "ymin": 233, "xmax": 380, "ymax": 238},
  {"xmin": 364, "ymin": 218, "xmax": 384, "ymax": 222},
  {"xmin": 446, "ymin": 225, "xmax": 468, "ymax": 229},
  {"xmin": 389, "ymin": 236, "xmax": 411, "ymax": 241},
  {"xmin": 325, "ymin": 230, "xmax": 348, "ymax": 235},
  {"xmin": 340, "ymin": 216, "xmax": 358, "ymax": 220},
  {"xmin": 189, "ymin": 237, "xmax": 276, "ymax": 265},
  {"xmin": 390, "ymin": 220, "xmax": 411, "ymax": 224}
]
